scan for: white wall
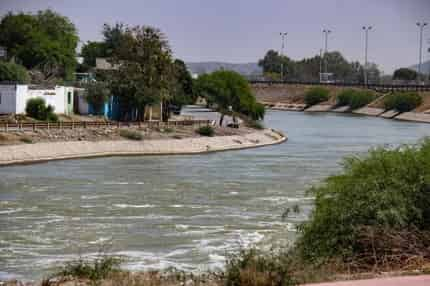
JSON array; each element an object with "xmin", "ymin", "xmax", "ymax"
[
  {"xmin": 16, "ymin": 85, "xmax": 66, "ymax": 114},
  {"xmin": 0, "ymin": 85, "xmax": 17, "ymax": 114}
]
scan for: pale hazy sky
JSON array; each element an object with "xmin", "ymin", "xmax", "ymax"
[{"xmin": 1, "ymin": 0, "xmax": 430, "ymax": 74}]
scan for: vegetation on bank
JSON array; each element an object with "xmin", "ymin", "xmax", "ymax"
[
  {"xmin": 304, "ymin": 87, "xmax": 330, "ymax": 106},
  {"xmin": 196, "ymin": 125, "xmax": 215, "ymax": 137},
  {"xmin": 119, "ymin": 129, "xmax": 143, "ymax": 140},
  {"xmin": 0, "ymin": 61, "xmax": 30, "ymax": 83},
  {"xmin": 383, "ymin": 92, "xmax": 423, "ymax": 112},
  {"xmin": 43, "ymin": 139, "xmax": 430, "ymax": 286},
  {"xmin": 336, "ymin": 89, "xmax": 376, "ymax": 109}
]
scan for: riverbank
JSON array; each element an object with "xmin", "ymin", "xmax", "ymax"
[{"xmin": 0, "ymin": 128, "xmax": 286, "ymax": 166}]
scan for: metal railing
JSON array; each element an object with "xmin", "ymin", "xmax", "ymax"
[{"xmin": 249, "ymin": 80, "xmax": 430, "ymax": 92}]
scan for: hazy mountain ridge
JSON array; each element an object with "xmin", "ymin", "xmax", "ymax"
[{"xmin": 186, "ymin": 62, "xmax": 262, "ymax": 76}]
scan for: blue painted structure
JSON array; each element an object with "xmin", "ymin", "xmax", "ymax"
[{"xmin": 82, "ymin": 96, "xmax": 120, "ymax": 120}]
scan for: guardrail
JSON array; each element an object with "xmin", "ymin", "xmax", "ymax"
[
  {"xmin": 249, "ymin": 80, "xmax": 430, "ymax": 92},
  {"xmin": 0, "ymin": 120, "xmax": 212, "ymax": 133}
]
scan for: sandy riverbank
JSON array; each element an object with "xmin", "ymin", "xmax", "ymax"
[{"xmin": 0, "ymin": 129, "xmax": 286, "ymax": 166}]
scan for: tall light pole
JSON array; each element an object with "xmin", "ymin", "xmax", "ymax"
[
  {"xmin": 323, "ymin": 29, "xmax": 332, "ymax": 74},
  {"xmin": 280, "ymin": 32, "xmax": 287, "ymax": 81},
  {"xmin": 417, "ymin": 22, "xmax": 428, "ymax": 83},
  {"xmin": 362, "ymin": 26, "xmax": 373, "ymax": 86}
]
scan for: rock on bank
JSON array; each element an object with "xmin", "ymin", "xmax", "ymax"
[{"xmin": 0, "ymin": 129, "xmax": 286, "ymax": 166}]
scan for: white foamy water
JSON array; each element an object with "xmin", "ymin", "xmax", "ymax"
[{"xmin": 1, "ymin": 111, "xmax": 430, "ymax": 280}]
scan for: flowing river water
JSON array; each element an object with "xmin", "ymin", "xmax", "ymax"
[{"xmin": 1, "ymin": 110, "xmax": 430, "ymax": 280}]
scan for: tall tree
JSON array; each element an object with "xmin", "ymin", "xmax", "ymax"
[
  {"xmin": 393, "ymin": 68, "xmax": 418, "ymax": 81},
  {"xmin": 80, "ymin": 41, "xmax": 107, "ymax": 68},
  {"xmin": 0, "ymin": 10, "xmax": 78, "ymax": 81},
  {"xmin": 195, "ymin": 70, "xmax": 265, "ymax": 125},
  {"xmin": 169, "ymin": 59, "xmax": 195, "ymax": 109},
  {"xmin": 108, "ymin": 24, "xmax": 174, "ymax": 121}
]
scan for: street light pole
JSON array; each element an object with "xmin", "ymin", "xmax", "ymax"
[
  {"xmin": 417, "ymin": 22, "xmax": 428, "ymax": 83},
  {"xmin": 323, "ymin": 29, "xmax": 332, "ymax": 74},
  {"xmin": 362, "ymin": 26, "xmax": 372, "ymax": 86},
  {"xmin": 280, "ymin": 32, "xmax": 287, "ymax": 81}
]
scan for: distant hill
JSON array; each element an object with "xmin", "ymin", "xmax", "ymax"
[
  {"xmin": 186, "ymin": 62, "xmax": 262, "ymax": 76},
  {"xmin": 409, "ymin": 59, "xmax": 430, "ymax": 75}
]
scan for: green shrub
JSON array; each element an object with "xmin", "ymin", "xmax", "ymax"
[
  {"xmin": 349, "ymin": 90, "xmax": 375, "ymax": 109},
  {"xmin": 296, "ymin": 139, "xmax": 430, "ymax": 262},
  {"xmin": 25, "ymin": 98, "xmax": 58, "ymax": 121},
  {"xmin": 0, "ymin": 61, "xmax": 30, "ymax": 83},
  {"xmin": 336, "ymin": 89, "xmax": 356, "ymax": 107},
  {"xmin": 336, "ymin": 89, "xmax": 376, "ymax": 109},
  {"xmin": 383, "ymin": 92, "xmax": 422, "ymax": 112},
  {"xmin": 225, "ymin": 248, "xmax": 296, "ymax": 286},
  {"xmin": 59, "ymin": 256, "xmax": 121, "ymax": 282},
  {"xmin": 196, "ymin": 125, "xmax": 215, "ymax": 137},
  {"xmin": 304, "ymin": 87, "xmax": 330, "ymax": 106},
  {"xmin": 119, "ymin": 129, "xmax": 143, "ymax": 140}
]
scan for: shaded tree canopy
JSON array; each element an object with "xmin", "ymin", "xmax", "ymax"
[
  {"xmin": 393, "ymin": 68, "xmax": 418, "ymax": 81},
  {"xmin": 169, "ymin": 59, "xmax": 195, "ymax": 108},
  {"xmin": 195, "ymin": 70, "xmax": 265, "ymax": 125},
  {"xmin": 0, "ymin": 61, "xmax": 30, "ymax": 83},
  {"xmin": 0, "ymin": 9, "xmax": 78, "ymax": 81},
  {"xmin": 107, "ymin": 24, "xmax": 174, "ymax": 121},
  {"xmin": 258, "ymin": 50, "xmax": 380, "ymax": 83}
]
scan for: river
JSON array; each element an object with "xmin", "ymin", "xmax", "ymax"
[{"xmin": 1, "ymin": 111, "xmax": 430, "ymax": 280}]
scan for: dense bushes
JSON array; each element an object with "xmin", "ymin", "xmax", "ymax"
[
  {"xmin": 304, "ymin": 87, "xmax": 329, "ymax": 106},
  {"xmin": 383, "ymin": 92, "xmax": 422, "ymax": 112},
  {"xmin": 225, "ymin": 248, "xmax": 296, "ymax": 286},
  {"xmin": 0, "ymin": 61, "xmax": 30, "ymax": 83},
  {"xmin": 336, "ymin": 89, "xmax": 376, "ymax": 109},
  {"xmin": 196, "ymin": 125, "xmax": 215, "ymax": 137},
  {"xmin": 296, "ymin": 139, "xmax": 430, "ymax": 266},
  {"xmin": 25, "ymin": 98, "xmax": 58, "ymax": 121}
]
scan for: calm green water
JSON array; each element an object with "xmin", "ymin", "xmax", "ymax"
[{"xmin": 1, "ymin": 111, "xmax": 430, "ymax": 280}]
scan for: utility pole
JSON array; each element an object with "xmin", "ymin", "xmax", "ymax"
[
  {"xmin": 280, "ymin": 32, "xmax": 287, "ymax": 81},
  {"xmin": 319, "ymin": 49, "xmax": 323, "ymax": 82},
  {"xmin": 323, "ymin": 29, "xmax": 332, "ymax": 74},
  {"xmin": 417, "ymin": 22, "xmax": 428, "ymax": 83},
  {"xmin": 362, "ymin": 26, "xmax": 373, "ymax": 86}
]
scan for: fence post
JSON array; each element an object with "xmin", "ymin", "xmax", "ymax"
[
  {"xmin": 47, "ymin": 122, "xmax": 50, "ymax": 131},
  {"xmin": 33, "ymin": 122, "xmax": 35, "ymax": 132},
  {"xmin": 5, "ymin": 122, "xmax": 8, "ymax": 133}
]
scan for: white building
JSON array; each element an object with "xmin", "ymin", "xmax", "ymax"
[{"xmin": 0, "ymin": 84, "xmax": 74, "ymax": 115}]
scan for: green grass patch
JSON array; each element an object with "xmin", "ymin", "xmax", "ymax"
[{"xmin": 119, "ymin": 129, "xmax": 143, "ymax": 141}]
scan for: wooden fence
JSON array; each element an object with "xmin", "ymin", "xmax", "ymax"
[{"xmin": 0, "ymin": 120, "xmax": 212, "ymax": 133}]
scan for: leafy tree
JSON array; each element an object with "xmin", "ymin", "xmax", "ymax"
[
  {"xmin": 80, "ymin": 41, "xmax": 107, "ymax": 68},
  {"xmin": 393, "ymin": 68, "xmax": 418, "ymax": 81},
  {"xmin": 107, "ymin": 24, "xmax": 174, "ymax": 121},
  {"xmin": 85, "ymin": 82, "xmax": 111, "ymax": 115},
  {"xmin": 169, "ymin": 59, "xmax": 195, "ymax": 109},
  {"xmin": 0, "ymin": 10, "xmax": 78, "ymax": 81},
  {"xmin": 258, "ymin": 50, "xmax": 295, "ymax": 80},
  {"xmin": 195, "ymin": 70, "xmax": 265, "ymax": 125},
  {"xmin": 0, "ymin": 61, "xmax": 30, "ymax": 83}
]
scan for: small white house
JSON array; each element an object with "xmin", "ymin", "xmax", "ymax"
[{"xmin": 0, "ymin": 84, "xmax": 74, "ymax": 115}]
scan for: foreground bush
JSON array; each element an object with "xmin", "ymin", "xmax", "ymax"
[
  {"xmin": 58, "ymin": 256, "xmax": 121, "ymax": 282},
  {"xmin": 119, "ymin": 129, "xmax": 143, "ymax": 140},
  {"xmin": 337, "ymin": 89, "xmax": 376, "ymax": 110},
  {"xmin": 304, "ymin": 87, "xmax": 330, "ymax": 106},
  {"xmin": 25, "ymin": 98, "xmax": 58, "ymax": 121},
  {"xmin": 297, "ymin": 139, "xmax": 430, "ymax": 269},
  {"xmin": 196, "ymin": 125, "xmax": 215, "ymax": 137},
  {"xmin": 336, "ymin": 89, "xmax": 376, "ymax": 109},
  {"xmin": 383, "ymin": 92, "xmax": 422, "ymax": 112},
  {"xmin": 225, "ymin": 248, "xmax": 296, "ymax": 286}
]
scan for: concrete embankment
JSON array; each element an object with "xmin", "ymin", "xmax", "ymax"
[{"xmin": 0, "ymin": 129, "xmax": 286, "ymax": 166}]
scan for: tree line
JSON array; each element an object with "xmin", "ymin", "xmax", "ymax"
[{"xmin": 0, "ymin": 10, "xmax": 265, "ymax": 124}]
